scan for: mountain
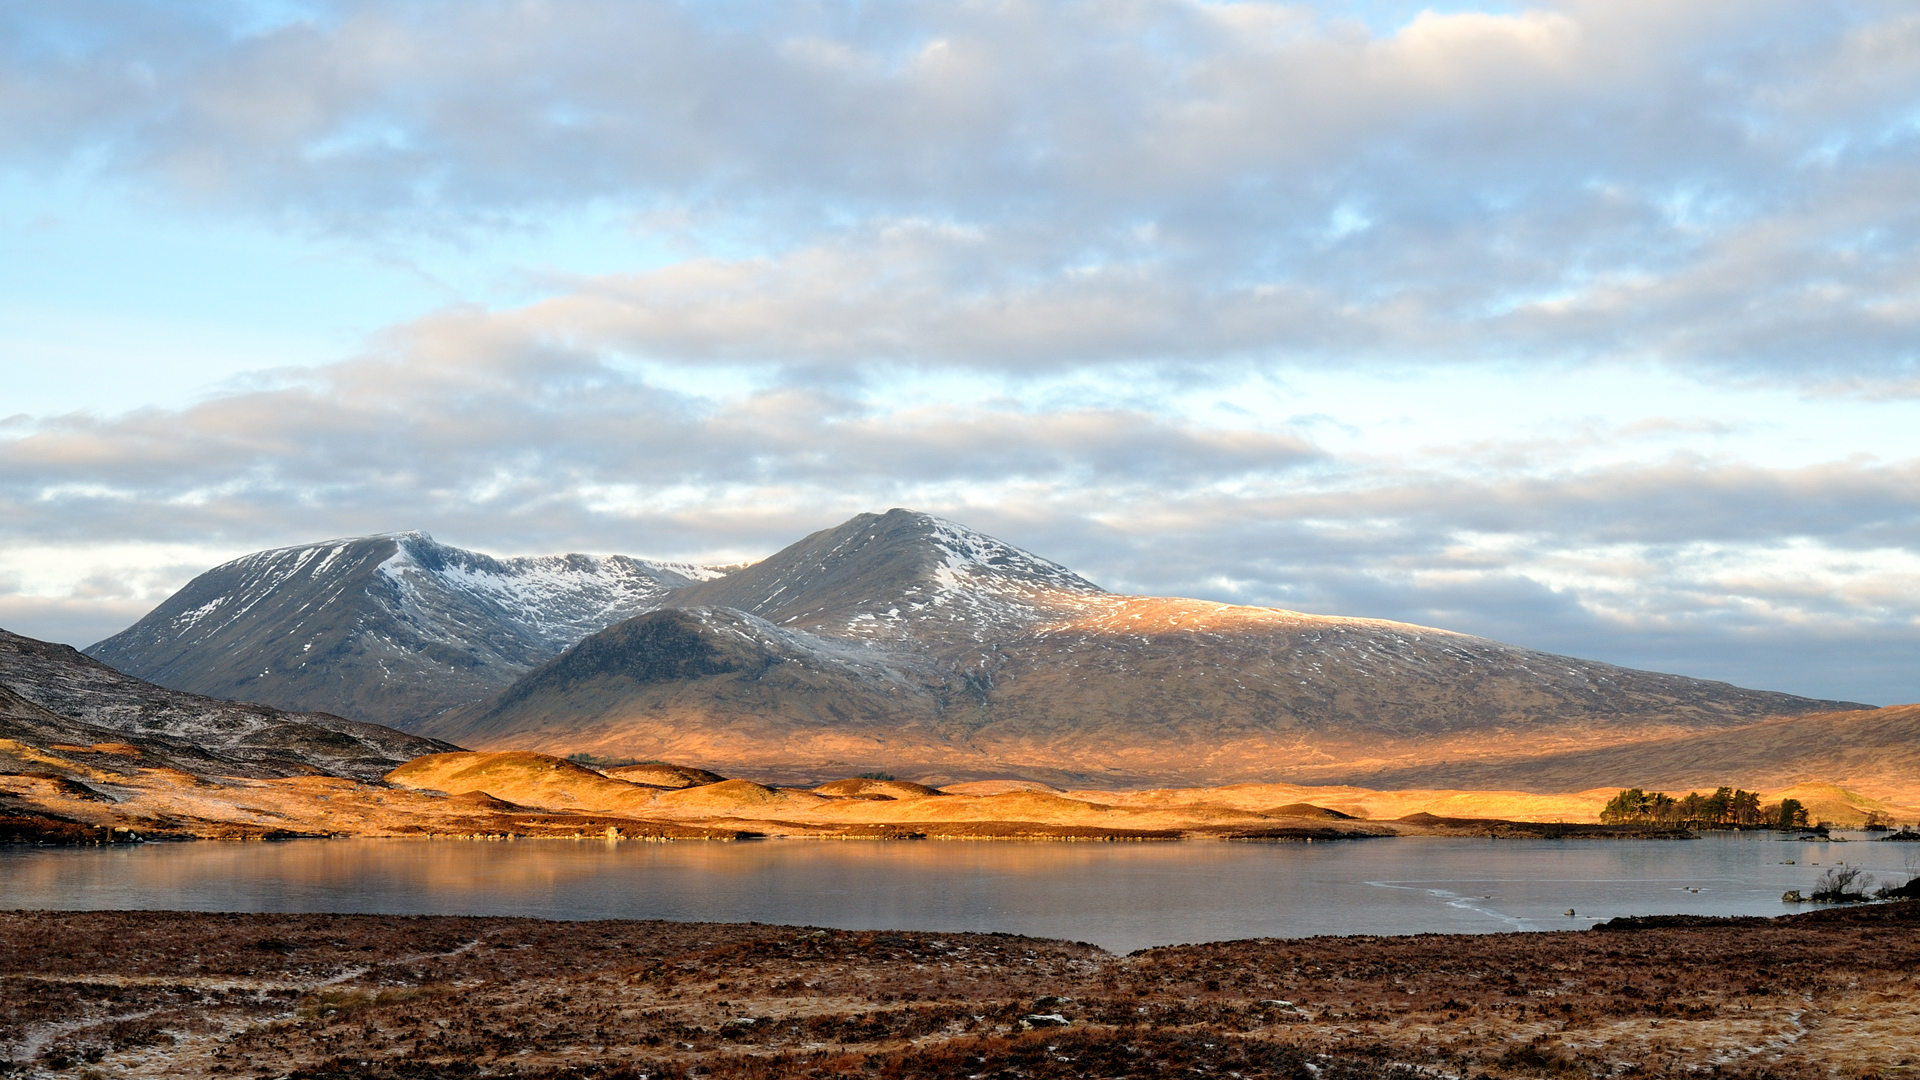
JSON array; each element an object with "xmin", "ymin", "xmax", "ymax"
[
  {"xmin": 88, "ymin": 531, "xmax": 724, "ymax": 725},
  {"xmin": 1341, "ymin": 704, "xmax": 1920, "ymax": 807},
  {"xmin": 436, "ymin": 606, "xmax": 951, "ymax": 766},
  {"xmin": 423, "ymin": 510, "xmax": 1868, "ymax": 786},
  {"xmin": 2, "ymin": 627, "xmax": 455, "ymax": 781},
  {"xmin": 660, "ymin": 508, "xmax": 1105, "ymax": 645}
]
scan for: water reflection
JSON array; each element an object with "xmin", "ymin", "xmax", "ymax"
[{"xmin": 4, "ymin": 833, "xmax": 1908, "ymax": 953}]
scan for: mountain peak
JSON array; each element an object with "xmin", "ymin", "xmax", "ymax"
[
  {"xmin": 660, "ymin": 509, "xmax": 1102, "ymax": 642},
  {"xmin": 87, "ymin": 532, "xmax": 712, "ymax": 724},
  {"xmin": 234, "ymin": 530, "xmax": 427, "ymax": 560}
]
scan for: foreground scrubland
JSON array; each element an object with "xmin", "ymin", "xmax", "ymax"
[{"xmin": 2, "ymin": 905, "xmax": 1916, "ymax": 1079}]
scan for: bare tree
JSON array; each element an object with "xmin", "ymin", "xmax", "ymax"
[{"xmin": 1811, "ymin": 866, "xmax": 1874, "ymax": 902}]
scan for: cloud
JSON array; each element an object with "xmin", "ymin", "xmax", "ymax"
[
  {"xmin": 0, "ymin": 330, "xmax": 1323, "ymax": 549},
  {"xmin": 516, "ymin": 224, "xmax": 1380, "ymax": 369},
  {"xmin": 0, "ymin": 2, "xmax": 1807, "ymax": 218},
  {"xmin": 2, "ymin": 1, "xmax": 1918, "ymax": 705},
  {"xmin": 5, "ymin": 1, "xmax": 1919, "ymax": 382},
  {"xmin": 4, "ymin": 327, "xmax": 1918, "ymax": 704}
]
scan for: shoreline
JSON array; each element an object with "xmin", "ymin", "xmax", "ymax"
[
  {"xmin": 0, "ymin": 820, "xmax": 1700, "ymax": 845},
  {"xmin": 18, "ymin": 815, "xmax": 1880, "ymax": 845}
]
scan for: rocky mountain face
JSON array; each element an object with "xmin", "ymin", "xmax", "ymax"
[
  {"xmin": 88, "ymin": 532, "xmax": 722, "ymax": 724},
  {"xmin": 422, "ymin": 510, "xmax": 1868, "ymax": 786},
  {"xmin": 1, "ymin": 628, "xmax": 455, "ymax": 781}
]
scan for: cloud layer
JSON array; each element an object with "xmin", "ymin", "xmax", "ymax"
[
  {"xmin": 8, "ymin": 1, "xmax": 1920, "ymax": 378},
  {"xmin": 6, "ymin": 336, "xmax": 1917, "ymax": 702},
  {"xmin": 3, "ymin": 1, "xmax": 1919, "ymax": 704}
]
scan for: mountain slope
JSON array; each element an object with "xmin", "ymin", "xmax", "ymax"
[
  {"xmin": 439, "ymin": 607, "xmax": 964, "ymax": 766},
  {"xmin": 961, "ymin": 595, "xmax": 1857, "ymax": 780},
  {"xmin": 88, "ymin": 532, "xmax": 720, "ymax": 725},
  {"xmin": 661, "ymin": 509, "xmax": 1103, "ymax": 649},
  {"xmin": 427, "ymin": 510, "xmax": 1867, "ymax": 785},
  {"xmin": 2, "ymin": 627, "xmax": 455, "ymax": 780},
  {"xmin": 1340, "ymin": 703, "xmax": 1920, "ymax": 804}
]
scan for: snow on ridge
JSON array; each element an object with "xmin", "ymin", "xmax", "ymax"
[
  {"xmin": 170, "ymin": 530, "xmax": 708, "ymax": 653},
  {"xmin": 919, "ymin": 515, "xmax": 1103, "ymax": 599},
  {"xmin": 654, "ymin": 561, "xmax": 731, "ymax": 582},
  {"xmin": 233, "ymin": 530, "xmax": 430, "ymax": 566},
  {"xmin": 169, "ymin": 597, "xmax": 226, "ymax": 632},
  {"xmin": 765, "ymin": 513, "xmax": 1110, "ymax": 645},
  {"xmin": 374, "ymin": 535, "xmax": 684, "ymax": 648}
]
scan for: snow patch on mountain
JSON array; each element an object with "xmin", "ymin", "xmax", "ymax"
[
  {"xmin": 659, "ymin": 562, "xmax": 733, "ymax": 582},
  {"xmin": 686, "ymin": 606, "xmax": 917, "ymax": 683},
  {"xmin": 821, "ymin": 513, "xmax": 1107, "ymax": 644},
  {"xmin": 87, "ymin": 529, "xmax": 746, "ymax": 724},
  {"xmin": 374, "ymin": 534, "xmax": 694, "ymax": 650},
  {"xmin": 923, "ymin": 516, "xmax": 1103, "ymax": 600}
]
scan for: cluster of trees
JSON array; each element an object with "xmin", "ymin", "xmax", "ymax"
[
  {"xmin": 565, "ymin": 752, "xmax": 640, "ymax": 767},
  {"xmin": 1600, "ymin": 787, "xmax": 1809, "ymax": 830}
]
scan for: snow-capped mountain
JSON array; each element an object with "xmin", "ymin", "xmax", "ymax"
[
  {"xmin": 88, "ymin": 532, "xmax": 725, "ymax": 724},
  {"xmin": 659, "ymin": 509, "xmax": 1105, "ymax": 648},
  {"xmin": 90, "ymin": 511, "xmax": 1871, "ymax": 785},
  {"xmin": 419, "ymin": 510, "xmax": 1869, "ymax": 786}
]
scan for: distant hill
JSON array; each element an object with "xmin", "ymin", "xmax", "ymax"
[
  {"xmin": 2, "ymin": 627, "xmax": 455, "ymax": 781},
  {"xmin": 87, "ymin": 532, "xmax": 725, "ymax": 724},
  {"xmin": 1340, "ymin": 704, "xmax": 1920, "ymax": 808},
  {"xmin": 421, "ymin": 509, "xmax": 1866, "ymax": 786}
]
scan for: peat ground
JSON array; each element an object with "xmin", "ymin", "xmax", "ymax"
[{"xmin": 2, "ymin": 905, "xmax": 1916, "ymax": 1079}]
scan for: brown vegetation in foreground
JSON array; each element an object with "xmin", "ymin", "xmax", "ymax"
[{"xmin": 4, "ymin": 905, "xmax": 1918, "ymax": 1078}]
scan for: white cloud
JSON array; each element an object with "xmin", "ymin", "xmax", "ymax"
[
  {"xmin": 3, "ymin": 1, "xmax": 1917, "ymax": 382},
  {"xmin": 3, "ymin": 332, "xmax": 1917, "ymax": 701}
]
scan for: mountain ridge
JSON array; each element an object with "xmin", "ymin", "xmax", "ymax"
[
  {"xmin": 660, "ymin": 510, "xmax": 1105, "ymax": 650},
  {"xmin": 417, "ymin": 510, "xmax": 1867, "ymax": 785},
  {"xmin": 2, "ymin": 626, "xmax": 455, "ymax": 781},
  {"xmin": 87, "ymin": 531, "xmax": 728, "ymax": 723},
  {"xmin": 80, "ymin": 509, "xmax": 1873, "ymax": 787}
]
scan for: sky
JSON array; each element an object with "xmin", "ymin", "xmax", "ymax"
[{"xmin": 2, "ymin": 0, "xmax": 1918, "ymax": 705}]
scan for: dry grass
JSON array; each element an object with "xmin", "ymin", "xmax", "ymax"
[
  {"xmin": 386, "ymin": 752, "xmax": 670, "ymax": 814},
  {"xmin": 8, "ymin": 747, "xmax": 1910, "ymax": 841},
  {"xmin": 3, "ymin": 905, "xmax": 1917, "ymax": 1078},
  {"xmin": 603, "ymin": 763, "xmax": 727, "ymax": 788}
]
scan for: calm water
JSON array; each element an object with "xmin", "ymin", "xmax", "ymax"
[{"xmin": 3, "ymin": 833, "xmax": 1912, "ymax": 953}]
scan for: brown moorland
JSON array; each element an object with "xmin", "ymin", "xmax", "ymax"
[
  {"xmin": 4, "ymin": 905, "xmax": 1918, "ymax": 1078},
  {"xmin": 7, "ymin": 745, "xmax": 1915, "ymax": 844},
  {"xmin": 603, "ymin": 762, "xmax": 729, "ymax": 788}
]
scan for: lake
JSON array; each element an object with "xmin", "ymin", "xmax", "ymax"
[{"xmin": 4, "ymin": 832, "xmax": 1912, "ymax": 954}]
